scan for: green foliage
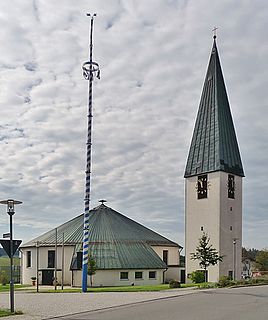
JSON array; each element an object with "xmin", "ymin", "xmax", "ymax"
[
  {"xmin": 190, "ymin": 270, "xmax": 205, "ymax": 283},
  {"xmin": 217, "ymin": 276, "xmax": 268, "ymax": 288},
  {"xmin": 87, "ymin": 255, "xmax": 97, "ymax": 276},
  {"xmin": 87, "ymin": 255, "xmax": 97, "ymax": 287},
  {"xmin": 0, "ymin": 271, "xmax": 8, "ymax": 285},
  {"xmin": 217, "ymin": 275, "xmax": 234, "ymax": 287},
  {"xmin": 190, "ymin": 233, "xmax": 223, "ymax": 281},
  {"xmin": 169, "ymin": 280, "xmax": 181, "ymax": 288},
  {"xmin": 242, "ymin": 247, "xmax": 259, "ymax": 261},
  {"xmin": 0, "ymin": 257, "xmax": 20, "ymax": 266},
  {"xmin": 254, "ymin": 250, "xmax": 268, "ymax": 271},
  {"xmin": 197, "ymin": 282, "xmax": 217, "ymax": 289},
  {"xmin": 0, "ymin": 308, "xmax": 23, "ymax": 316}
]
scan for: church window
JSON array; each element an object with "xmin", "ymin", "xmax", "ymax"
[
  {"xmin": 230, "ymin": 226, "xmax": 233, "ymax": 231},
  {"xmin": 26, "ymin": 251, "xmax": 31, "ymax": 268},
  {"xmin": 201, "ymin": 226, "xmax": 204, "ymax": 231},
  {"xmin": 197, "ymin": 174, "xmax": 208, "ymax": 199},
  {"xmin": 48, "ymin": 250, "xmax": 55, "ymax": 268},
  {"xmin": 149, "ymin": 271, "xmax": 156, "ymax": 279},
  {"xmin": 163, "ymin": 250, "xmax": 168, "ymax": 264},
  {"xmin": 120, "ymin": 272, "xmax": 128, "ymax": 280},
  {"xmin": 230, "ymin": 207, "xmax": 233, "ymax": 211},
  {"xmin": 228, "ymin": 174, "xmax": 235, "ymax": 199}
]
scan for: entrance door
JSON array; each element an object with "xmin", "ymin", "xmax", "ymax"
[{"xmin": 42, "ymin": 270, "xmax": 54, "ymax": 285}]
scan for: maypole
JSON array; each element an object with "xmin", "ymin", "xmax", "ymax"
[{"xmin": 81, "ymin": 13, "xmax": 100, "ymax": 293}]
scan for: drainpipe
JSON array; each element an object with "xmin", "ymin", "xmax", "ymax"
[{"xmin": 163, "ymin": 268, "xmax": 168, "ymax": 284}]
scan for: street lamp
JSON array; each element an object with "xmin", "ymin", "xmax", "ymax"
[
  {"xmin": 233, "ymin": 238, "xmax": 238, "ymax": 281},
  {"xmin": 0, "ymin": 199, "xmax": 22, "ymax": 313}
]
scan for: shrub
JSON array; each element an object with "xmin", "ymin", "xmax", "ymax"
[
  {"xmin": 190, "ymin": 271, "xmax": 205, "ymax": 283},
  {"xmin": 198, "ymin": 282, "xmax": 217, "ymax": 289},
  {"xmin": 217, "ymin": 275, "xmax": 234, "ymax": 287},
  {"xmin": 169, "ymin": 280, "xmax": 181, "ymax": 288},
  {"xmin": 0, "ymin": 271, "xmax": 9, "ymax": 285}
]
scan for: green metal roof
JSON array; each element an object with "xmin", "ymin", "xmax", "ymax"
[
  {"xmin": 184, "ymin": 38, "xmax": 244, "ymax": 178},
  {"xmin": 22, "ymin": 204, "xmax": 180, "ymax": 269}
]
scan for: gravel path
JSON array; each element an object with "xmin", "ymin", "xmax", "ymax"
[{"xmin": 0, "ymin": 288, "xmax": 196, "ymax": 319}]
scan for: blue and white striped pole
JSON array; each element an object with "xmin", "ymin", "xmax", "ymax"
[{"xmin": 81, "ymin": 13, "xmax": 100, "ymax": 293}]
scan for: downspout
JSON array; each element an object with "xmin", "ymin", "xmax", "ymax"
[{"xmin": 163, "ymin": 267, "xmax": 168, "ymax": 284}]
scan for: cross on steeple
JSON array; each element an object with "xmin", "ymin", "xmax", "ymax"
[{"xmin": 212, "ymin": 26, "xmax": 218, "ymax": 39}]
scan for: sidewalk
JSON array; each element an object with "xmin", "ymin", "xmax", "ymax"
[{"xmin": 0, "ymin": 287, "xmax": 197, "ymax": 319}]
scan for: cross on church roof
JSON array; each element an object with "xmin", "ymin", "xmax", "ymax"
[{"xmin": 212, "ymin": 26, "xmax": 218, "ymax": 39}]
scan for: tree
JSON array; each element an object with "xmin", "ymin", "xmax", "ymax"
[
  {"xmin": 190, "ymin": 233, "xmax": 223, "ymax": 282},
  {"xmin": 254, "ymin": 249, "xmax": 268, "ymax": 271},
  {"xmin": 87, "ymin": 254, "xmax": 97, "ymax": 287},
  {"xmin": 242, "ymin": 247, "xmax": 259, "ymax": 261}
]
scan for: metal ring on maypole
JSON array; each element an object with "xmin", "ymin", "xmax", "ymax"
[{"xmin": 81, "ymin": 13, "xmax": 100, "ymax": 293}]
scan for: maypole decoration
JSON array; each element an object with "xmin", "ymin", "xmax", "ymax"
[{"xmin": 81, "ymin": 13, "xmax": 100, "ymax": 293}]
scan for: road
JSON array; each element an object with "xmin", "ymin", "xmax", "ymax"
[{"xmin": 51, "ymin": 286, "xmax": 268, "ymax": 320}]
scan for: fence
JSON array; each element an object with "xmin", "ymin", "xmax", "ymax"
[
  {"xmin": 252, "ymin": 271, "xmax": 268, "ymax": 278},
  {"xmin": 0, "ymin": 266, "xmax": 21, "ymax": 284}
]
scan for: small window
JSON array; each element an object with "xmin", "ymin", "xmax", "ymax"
[
  {"xmin": 163, "ymin": 250, "xmax": 168, "ymax": 265},
  {"xmin": 48, "ymin": 250, "xmax": 55, "ymax": 268},
  {"xmin": 135, "ymin": 272, "xmax": 143, "ymax": 279},
  {"xmin": 120, "ymin": 272, "xmax": 128, "ymax": 280},
  {"xmin": 230, "ymin": 207, "xmax": 233, "ymax": 211},
  {"xmin": 201, "ymin": 226, "xmax": 204, "ymax": 231},
  {"xmin": 230, "ymin": 226, "xmax": 233, "ymax": 231},
  {"xmin": 228, "ymin": 270, "xmax": 233, "ymax": 280},
  {"xmin": 26, "ymin": 251, "xmax": 31, "ymax": 268},
  {"xmin": 149, "ymin": 271, "xmax": 156, "ymax": 279}
]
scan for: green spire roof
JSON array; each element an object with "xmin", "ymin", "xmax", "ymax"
[
  {"xmin": 184, "ymin": 38, "xmax": 244, "ymax": 178},
  {"xmin": 22, "ymin": 204, "xmax": 180, "ymax": 270}
]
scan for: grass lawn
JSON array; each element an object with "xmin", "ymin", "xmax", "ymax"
[
  {"xmin": 0, "ymin": 309, "xmax": 22, "ymax": 317},
  {"xmin": 44, "ymin": 283, "xmax": 197, "ymax": 293},
  {"xmin": 0, "ymin": 284, "xmax": 30, "ymax": 293}
]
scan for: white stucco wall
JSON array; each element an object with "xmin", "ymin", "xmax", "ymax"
[
  {"xmin": 151, "ymin": 245, "xmax": 181, "ymax": 281},
  {"xmin": 185, "ymin": 172, "xmax": 242, "ymax": 282},
  {"xmin": 72, "ymin": 269, "xmax": 164, "ymax": 287},
  {"xmin": 151, "ymin": 246, "xmax": 180, "ymax": 265},
  {"xmin": 21, "ymin": 245, "xmax": 75, "ymax": 285}
]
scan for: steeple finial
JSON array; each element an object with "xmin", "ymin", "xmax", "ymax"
[
  {"xmin": 99, "ymin": 199, "xmax": 107, "ymax": 205},
  {"xmin": 212, "ymin": 26, "xmax": 218, "ymax": 39}
]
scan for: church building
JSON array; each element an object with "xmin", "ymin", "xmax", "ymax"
[
  {"xmin": 184, "ymin": 36, "xmax": 244, "ymax": 282},
  {"xmin": 20, "ymin": 203, "xmax": 182, "ymax": 287}
]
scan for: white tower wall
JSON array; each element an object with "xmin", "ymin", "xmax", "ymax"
[{"xmin": 185, "ymin": 171, "xmax": 242, "ymax": 282}]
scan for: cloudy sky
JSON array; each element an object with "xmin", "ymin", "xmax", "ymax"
[{"xmin": 0, "ymin": 0, "xmax": 267, "ymax": 251}]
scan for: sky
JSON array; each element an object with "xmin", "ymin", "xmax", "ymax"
[{"xmin": 0, "ymin": 0, "xmax": 267, "ymax": 251}]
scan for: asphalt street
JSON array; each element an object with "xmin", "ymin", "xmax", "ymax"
[{"xmin": 51, "ymin": 286, "xmax": 268, "ymax": 320}]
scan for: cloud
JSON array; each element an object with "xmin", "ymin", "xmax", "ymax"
[{"xmin": 0, "ymin": 0, "xmax": 267, "ymax": 251}]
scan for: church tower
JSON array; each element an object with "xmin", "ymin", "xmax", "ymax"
[{"xmin": 184, "ymin": 36, "xmax": 244, "ymax": 282}]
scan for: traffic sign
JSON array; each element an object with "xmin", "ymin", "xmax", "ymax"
[{"xmin": 0, "ymin": 239, "xmax": 22, "ymax": 258}]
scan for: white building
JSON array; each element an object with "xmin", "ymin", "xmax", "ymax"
[
  {"xmin": 184, "ymin": 36, "xmax": 244, "ymax": 282},
  {"xmin": 20, "ymin": 203, "xmax": 183, "ymax": 287}
]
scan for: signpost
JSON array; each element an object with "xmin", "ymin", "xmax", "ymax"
[
  {"xmin": 0, "ymin": 239, "xmax": 21, "ymax": 258},
  {"xmin": 0, "ymin": 199, "xmax": 22, "ymax": 313}
]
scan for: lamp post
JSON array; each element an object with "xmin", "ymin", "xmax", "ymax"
[
  {"xmin": 0, "ymin": 199, "xmax": 22, "ymax": 313},
  {"xmin": 233, "ymin": 238, "xmax": 238, "ymax": 281}
]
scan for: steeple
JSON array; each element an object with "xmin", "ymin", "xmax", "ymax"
[{"xmin": 184, "ymin": 37, "xmax": 244, "ymax": 178}]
